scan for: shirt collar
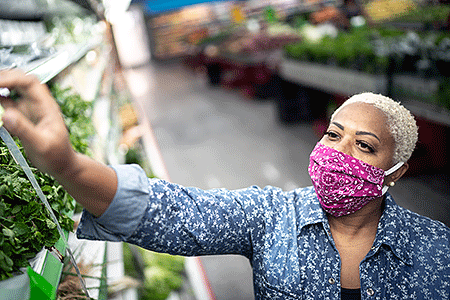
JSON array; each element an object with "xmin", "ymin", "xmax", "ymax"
[
  {"xmin": 371, "ymin": 193, "xmax": 414, "ymax": 266},
  {"xmin": 296, "ymin": 188, "xmax": 414, "ymax": 266},
  {"xmin": 295, "ymin": 186, "xmax": 328, "ymax": 230}
]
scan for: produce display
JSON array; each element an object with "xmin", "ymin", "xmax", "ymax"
[
  {"xmin": 0, "ymin": 12, "xmax": 98, "ymax": 72},
  {"xmin": 150, "ymin": 5, "xmax": 214, "ymax": 60},
  {"xmin": 123, "ymin": 243, "xmax": 186, "ymax": 300},
  {"xmin": 0, "ymin": 84, "xmax": 94, "ymax": 281},
  {"xmin": 285, "ymin": 27, "xmax": 389, "ymax": 74},
  {"xmin": 227, "ymin": 31, "xmax": 301, "ymax": 55},
  {"xmin": 283, "ymin": 17, "xmax": 450, "ymax": 111}
]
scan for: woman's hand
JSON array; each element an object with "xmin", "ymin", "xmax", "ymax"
[
  {"xmin": 0, "ymin": 69, "xmax": 75, "ymax": 176},
  {"xmin": 0, "ymin": 69, "xmax": 117, "ymax": 217}
]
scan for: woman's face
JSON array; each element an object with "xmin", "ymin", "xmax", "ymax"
[{"xmin": 319, "ymin": 102, "xmax": 396, "ymax": 171}]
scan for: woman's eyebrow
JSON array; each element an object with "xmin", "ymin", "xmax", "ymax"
[
  {"xmin": 331, "ymin": 121, "xmax": 381, "ymax": 142},
  {"xmin": 355, "ymin": 131, "xmax": 381, "ymax": 142},
  {"xmin": 331, "ymin": 122, "xmax": 344, "ymax": 130}
]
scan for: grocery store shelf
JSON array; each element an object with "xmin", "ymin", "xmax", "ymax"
[
  {"xmin": 279, "ymin": 58, "xmax": 388, "ymax": 96},
  {"xmin": 65, "ymin": 223, "xmax": 139, "ymax": 300},
  {"xmin": 0, "ymin": 7, "xmax": 116, "ymax": 299},
  {"xmin": 24, "ymin": 39, "xmax": 101, "ymax": 83}
]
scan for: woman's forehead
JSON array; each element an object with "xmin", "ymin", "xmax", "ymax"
[{"xmin": 331, "ymin": 102, "xmax": 391, "ymax": 138}]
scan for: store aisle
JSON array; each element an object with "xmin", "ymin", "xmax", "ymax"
[
  {"xmin": 124, "ymin": 60, "xmax": 449, "ymax": 300},
  {"xmin": 125, "ymin": 61, "xmax": 319, "ymax": 299}
]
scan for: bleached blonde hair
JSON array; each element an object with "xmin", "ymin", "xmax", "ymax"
[{"xmin": 331, "ymin": 92, "xmax": 418, "ymax": 164}]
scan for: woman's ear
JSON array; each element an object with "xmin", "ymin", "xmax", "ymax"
[{"xmin": 385, "ymin": 163, "xmax": 409, "ymax": 185}]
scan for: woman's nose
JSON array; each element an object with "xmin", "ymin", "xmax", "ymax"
[{"xmin": 331, "ymin": 140, "xmax": 352, "ymax": 156}]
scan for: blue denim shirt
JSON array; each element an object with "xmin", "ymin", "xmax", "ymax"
[{"xmin": 77, "ymin": 164, "xmax": 450, "ymax": 299}]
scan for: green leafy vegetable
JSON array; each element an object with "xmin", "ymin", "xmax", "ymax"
[{"xmin": 0, "ymin": 84, "xmax": 95, "ymax": 280}]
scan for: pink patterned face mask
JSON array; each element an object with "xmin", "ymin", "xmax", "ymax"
[{"xmin": 308, "ymin": 143, "xmax": 403, "ymax": 217}]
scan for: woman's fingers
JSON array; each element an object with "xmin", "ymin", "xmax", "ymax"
[
  {"xmin": 0, "ymin": 69, "xmax": 72, "ymax": 174},
  {"xmin": 2, "ymin": 107, "xmax": 40, "ymax": 145},
  {"xmin": 0, "ymin": 69, "xmax": 55, "ymax": 112},
  {"xmin": 0, "ymin": 69, "xmax": 37, "ymax": 92},
  {"xmin": 1, "ymin": 69, "xmax": 60, "ymax": 124}
]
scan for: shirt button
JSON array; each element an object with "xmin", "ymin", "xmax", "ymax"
[
  {"xmin": 366, "ymin": 288, "xmax": 375, "ymax": 296},
  {"xmin": 328, "ymin": 278, "xmax": 336, "ymax": 285}
]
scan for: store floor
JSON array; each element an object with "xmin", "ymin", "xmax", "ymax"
[{"xmin": 124, "ymin": 61, "xmax": 449, "ymax": 300}]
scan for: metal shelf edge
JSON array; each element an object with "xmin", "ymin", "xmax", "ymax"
[{"xmin": 24, "ymin": 39, "xmax": 102, "ymax": 84}]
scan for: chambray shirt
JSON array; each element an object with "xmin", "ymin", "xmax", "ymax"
[{"xmin": 77, "ymin": 164, "xmax": 450, "ymax": 299}]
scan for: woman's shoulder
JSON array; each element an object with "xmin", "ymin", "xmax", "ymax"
[
  {"xmin": 385, "ymin": 194, "xmax": 449, "ymax": 236},
  {"xmin": 395, "ymin": 204, "xmax": 450, "ymax": 237},
  {"xmin": 392, "ymin": 202, "xmax": 450, "ymax": 258},
  {"xmin": 382, "ymin": 196, "xmax": 450, "ymax": 268}
]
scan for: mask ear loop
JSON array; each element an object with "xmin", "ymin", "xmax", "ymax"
[{"xmin": 382, "ymin": 162, "xmax": 404, "ymax": 194}]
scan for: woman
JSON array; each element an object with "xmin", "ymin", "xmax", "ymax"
[{"xmin": 1, "ymin": 69, "xmax": 449, "ymax": 299}]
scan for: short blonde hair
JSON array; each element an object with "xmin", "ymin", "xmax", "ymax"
[{"xmin": 331, "ymin": 92, "xmax": 418, "ymax": 164}]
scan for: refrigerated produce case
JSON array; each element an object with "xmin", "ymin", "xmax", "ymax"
[{"xmin": 0, "ymin": 1, "xmax": 139, "ymax": 299}]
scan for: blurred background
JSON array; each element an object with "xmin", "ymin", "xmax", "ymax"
[{"xmin": 1, "ymin": 0, "xmax": 449, "ymax": 299}]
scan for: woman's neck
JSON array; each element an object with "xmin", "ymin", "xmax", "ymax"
[{"xmin": 328, "ymin": 197, "xmax": 383, "ymax": 238}]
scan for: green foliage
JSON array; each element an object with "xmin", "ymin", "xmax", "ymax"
[
  {"xmin": 143, "ymin": 266, "xmax": 183, "ymax": 300},
  {"xmin": 0, "ymin": 84, "xmax": 94, "ymax": 280},
  {"xmin": 125, "ymin": 144, "xmax": 155, "ymax": 179},
  {"xmin": 140, "ymin": 250, "xmax": 185, "ymax": 300},
  {"xmin": 51, "ymin": 84, "xmax": 96, "ymax": 155},
  {"xmin": 264, "ymin": 6, "xmax": 278, "ymax": 24},
  {"xmin": 122, "ymin": 243, "xmax": 140, "ymax": 280},
  {"xmin": 141, "ymin": 251, "xmax": 185, "ymax": 274},
  {"xmin": 285, "ymin": 28, "xmax": 390, "ymax": 74},
  {"xmin": 123, "ymin": 244, "xmax": 186, "ymax": 300}
]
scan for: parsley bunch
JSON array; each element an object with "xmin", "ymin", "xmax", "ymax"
[{"xmin": 0, "ymin": 84, "xmax": 95, "ymax": 280}]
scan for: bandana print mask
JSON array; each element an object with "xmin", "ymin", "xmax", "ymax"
[{"xmin": 308, "ymin": 143, "xmax": 404, "ymax": 217}]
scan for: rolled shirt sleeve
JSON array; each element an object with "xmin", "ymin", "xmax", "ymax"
[{"xmin": 76, "ymin": 164, "xmax": 151, "ymax": 242}]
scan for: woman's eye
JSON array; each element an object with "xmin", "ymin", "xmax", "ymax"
[
  {"xmin": 357, "ymin": 141, "xmax": 375, "ymax": 153},
  {"xmin": 325, "ymin": 131, "xmax": 339, "ymax": 139}
]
